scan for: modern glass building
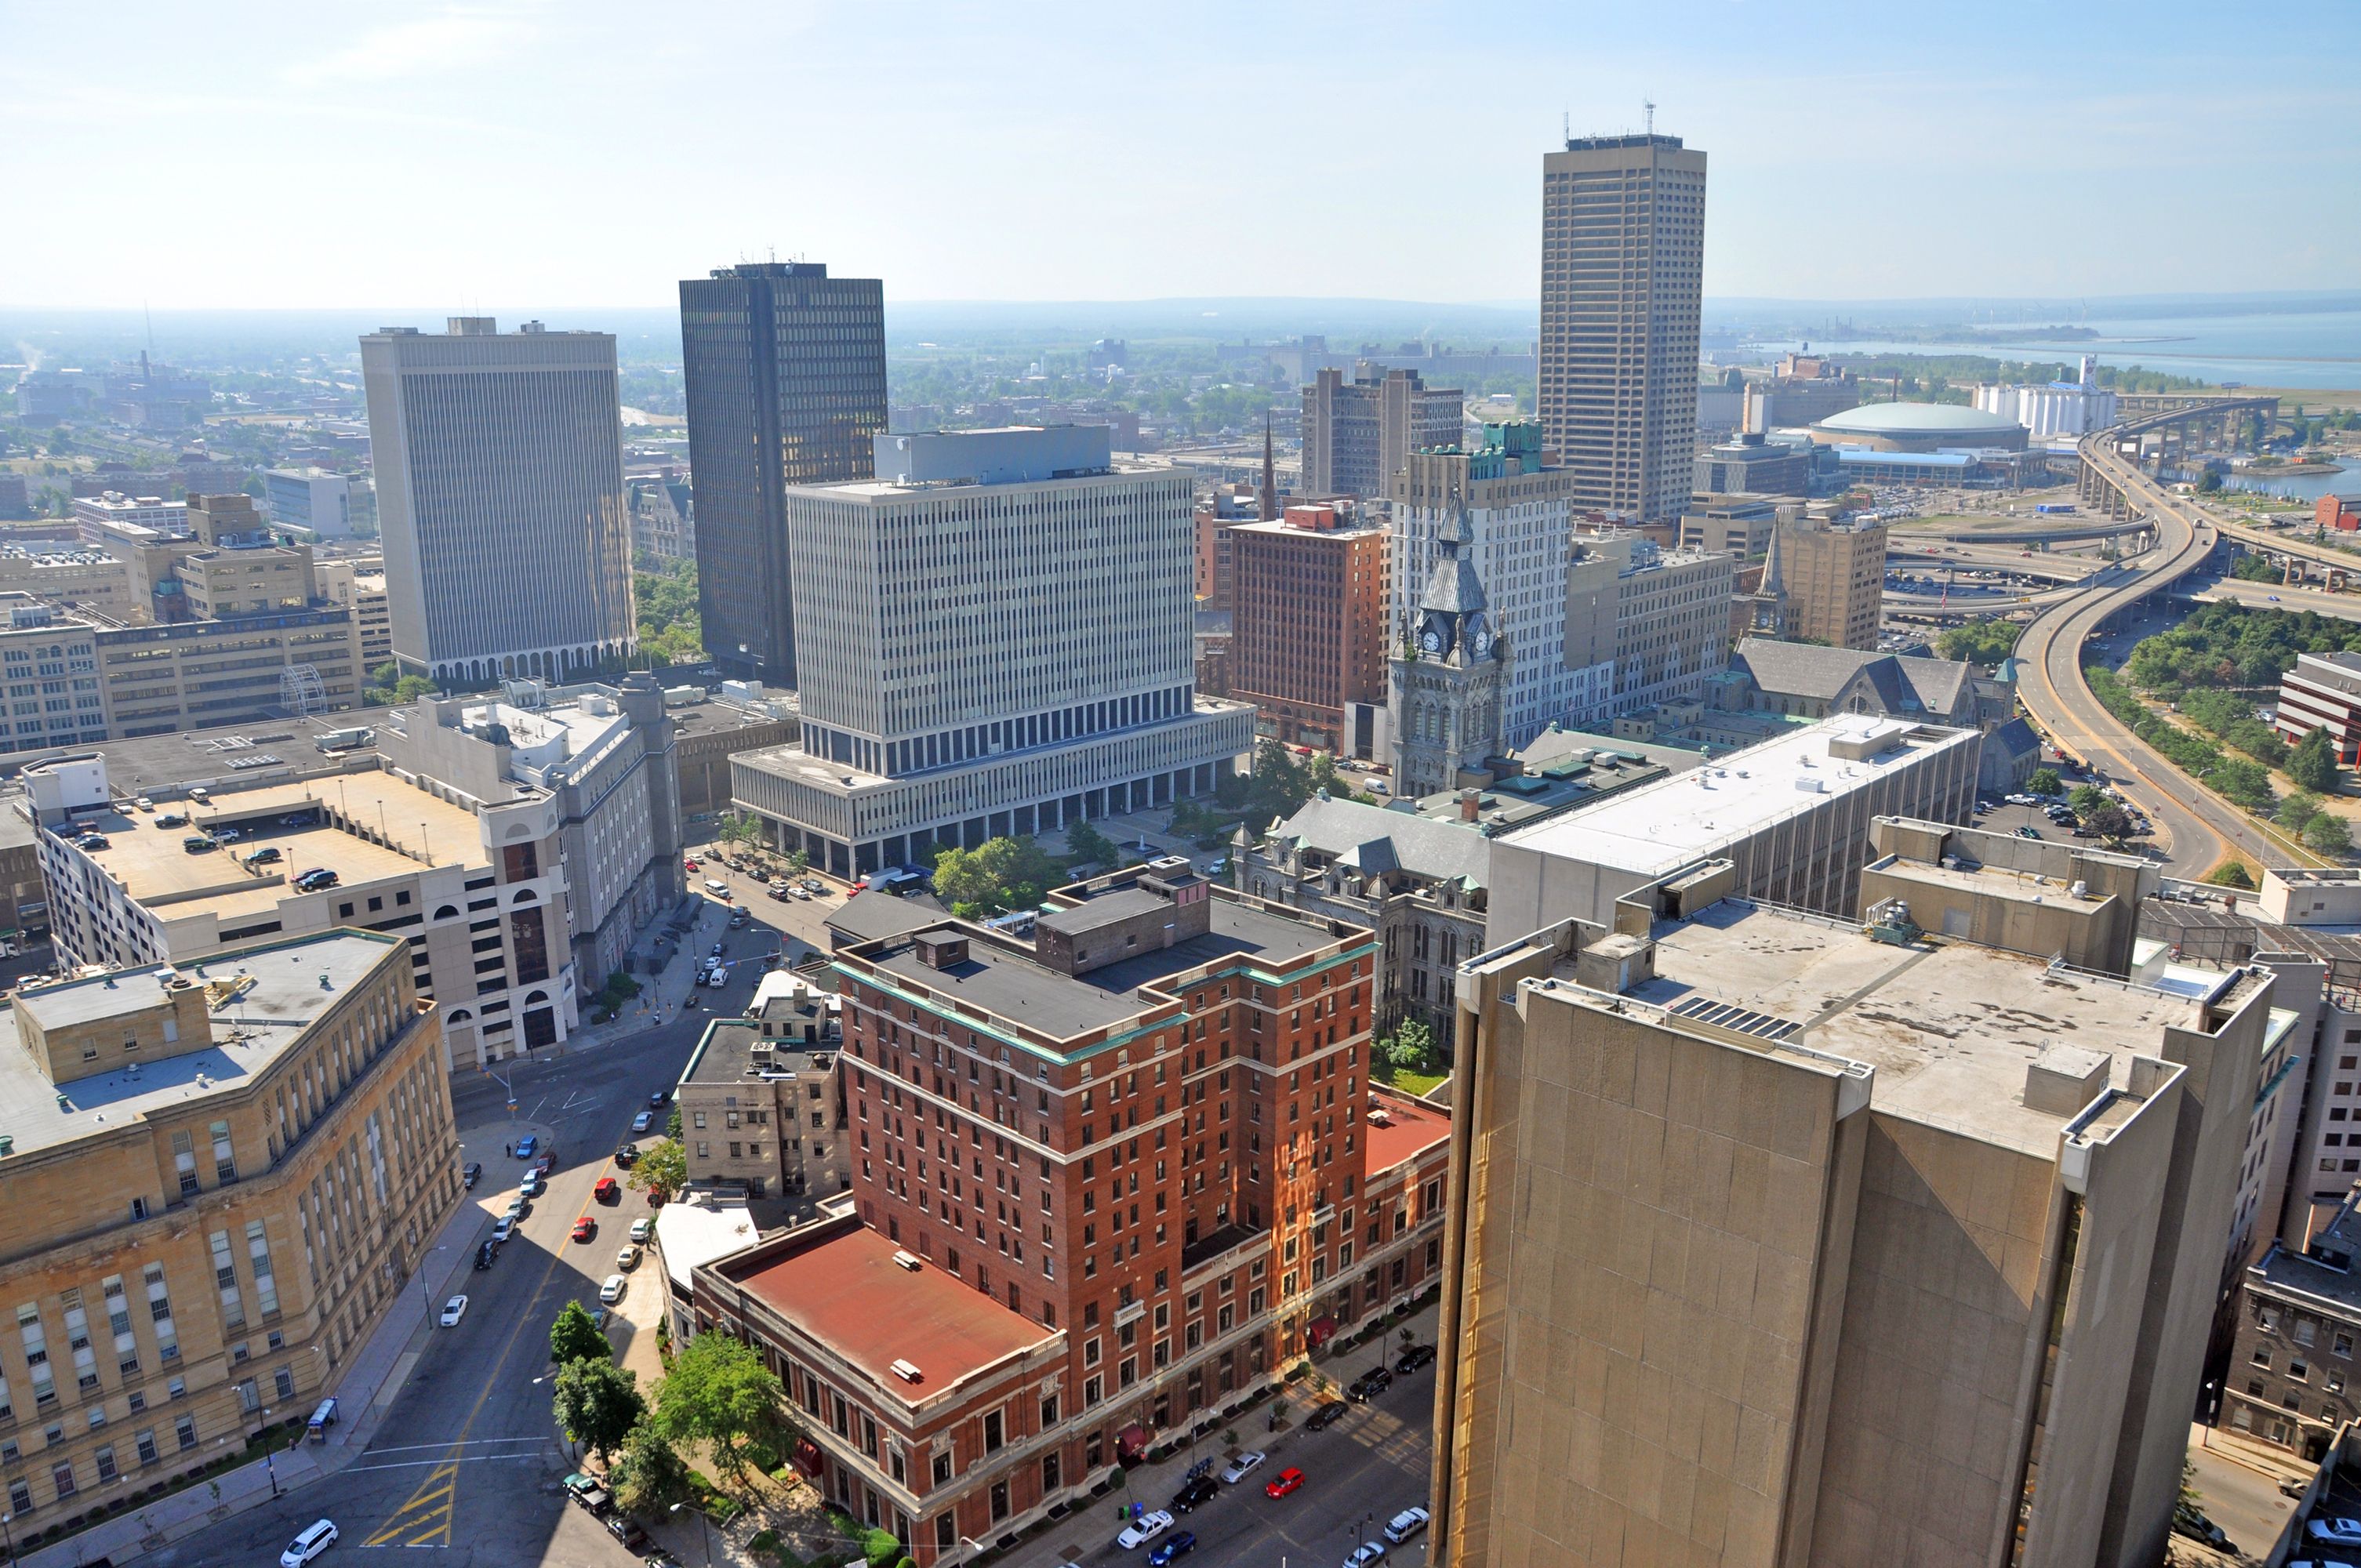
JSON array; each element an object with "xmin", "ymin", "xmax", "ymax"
[{"xmin": 677, "ymin": 262, "xmax": 887, "ymax": 688}]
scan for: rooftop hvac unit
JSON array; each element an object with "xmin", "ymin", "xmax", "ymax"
[
  {"xmin": 891, "ymin": 1250, "xmax": 922, "ymax": 1272},
  {"xmin": 890, "ymin": 1359, "xmax": 924, "ymax": 1383}
]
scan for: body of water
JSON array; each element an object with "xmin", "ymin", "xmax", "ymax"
[
  {"xmin": 1747, "ymin": 307, "xmax": 2361, "ymax": 391},
  {"xmin": 2227, "ymin": 462, "xmax": 2358, "ymax": 503}
]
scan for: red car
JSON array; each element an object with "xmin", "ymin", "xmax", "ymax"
[
  {"xmin": 593, "ymin": 1177, "xmax": 619, "ymax": 1204},
  {"xmin": 571, "ymin": 1217, "xmax": 596, "ymax": 1243},
  {"xmin": 1263, "ymin": 1468, "xmax": 1304, "ymax": 1499}
]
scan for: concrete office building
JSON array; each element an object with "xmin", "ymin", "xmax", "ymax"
[
  {"xmin": 0, "ymin": 931, "xmax": 458, "ymax": 1541},
  {"xmin": 0, "ymin": 594, "xmax": 109, "ymax": 757},
  {"xmin": 1538, "ymin": 132, "xmax": 1708, "ymax": 524},
  {"xmin": 71, "ymin": 492, "xmax": 183, "ymax": 546},
  {"xmin": 671, "ymin": 693, "xmax": 801, "ymax": 821},
  {"xmin": 0, "ymin": 545, "xmax": 136, "ymax": 621},
  {"xmin": 679, "ymin": 261, "xmax": 888, "ymax": 686},
  {"xmin": 25, "ymin": 748, "xmax": 579, "ymax": 1068},
  {"xmin": 673, "ymin": 975, "xmax": 847, "ymax": 1204},
  {"xmin": 1226, "ymin": 504, "xmax": 1388, "ymax": 754},
  {"xmin": 376, "ymin": 675, "xmax": 682, "ymax": 993},
  {"xmin": 360, "ymin": 318, "xmax": 637, "ymax": 686},
  {"xmin": 1484, "ymin": 713, "xmax": 1981, "ymax": 938},
  {"xmin": 262, "ymin": 469, "xmax": 354, "ymax": 538},
  {"xmin": 2273, "ymin": 650, "xmax": 2361, "ymax": 762},
  {"xmin": 1593, "ymin": 535, "xmax": 1737, "ymax": 716},
  {"xmin": 311, "ymin": 557, "xmax": 393, "ymax": 669},
  {"xmin": 1694, "ymin": 433, "xmax": 1815, "ymax": 499},
  {"xmin": 1437, "ymin": 839, "xmax": 2270, "ymax": 1568},
  {"xmin": 1771, "ymin": 514, "xmax": 1888, "ymax": 651},
  {"xmin": 698, "ymin": 862, "xmax": 1454, "ymax": 1561},
  {"xmin": 1677, "ymin": 494, "xmax": 1781, "ymax": 558},
  {"xmin": 1300, "ymin": 366, "xmax": 1462, "ymax": 500},
  {"xmin": 732, "ymin": 428, "xmax": 1255, "ymax": 880},
  {"xmin": 1389, "ymin": 424, "xmax": 1596, "ymax": 746}
]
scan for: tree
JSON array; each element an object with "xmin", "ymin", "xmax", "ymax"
[
  {"xmin": 627, "ymin": 1137, "xmax": 686, "ymax": 1200},
  {"xmin": 652, "ymin": 1330, "xmax": 794, "ymax": 1494},
  {"xmin": 608, "ymin": 1422, "xmax": 693, "ymax": 1515},
  {"xmin": 2029, "ymin": 767, "xmax": 2061, "ymax": 797},
  {"xmin": 2276, "ymin": 791, "xmax": 2325, "ymax": 833},
  {"xmin": 2206, "ymin": 860, "xmax": 2257, "ymax": 890},
  {"xmin": 2069, "ymin": 783, "xmax": 2109, "ymax": 818},
  {"xmin": 1380, "ymin": 1017, "xmax": 1437, "ymax": 1073},
  {"xmin": 2086, "ymin": 804, "xmax": 2134, "ymax": 842},
  {"xmin": 2290, "ymin": 727, "xmax": 2342, "ymax": 793},
  {"xmin": 549, "ymin": 1301, "xmax": 612, "ymax": 1366},
  {"xmin": 786, "ymin": 848, "xmax": 811, "ymax": 875},
  {"xmin": 554, "ymin": 1356, "xmax": 645, "ymax": 1463},
  {"xmin": 1066, "ymin": 819, "xmax": 1120, "ymax": 870},
  {"xmin": 2305, "ymin": 812, "xmax": 2353, "ymax": 855}
]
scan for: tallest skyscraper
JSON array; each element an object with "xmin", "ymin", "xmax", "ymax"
[
  {"xmin": 1538, "ymin": 130, "xmax": 1707, "ymax": 524},
  {"xmin": 679, "ymin": 261, "xmax": 887, "ymax": 687}
]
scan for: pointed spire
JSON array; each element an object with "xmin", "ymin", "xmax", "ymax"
[
  {"xmin": 1259, "ymin": 414, "xmax": 1277, "ymax": 521},
  {"xmin": 1437, "ymin": 498, "xmax": 1475, "ymax": 549}
]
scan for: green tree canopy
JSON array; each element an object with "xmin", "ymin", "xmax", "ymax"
[
  {"xmin": 549, "ymin": 1301, "xmax": 612, "ymax": 1366},
  {"xmin": 2290, "ymin": 728, "xmax": 2341, "ymax": 793},
  {"xmin": 626, "ymin": 1137, "xmax": 686, "ymax": 1200},
  {"xmin": 1935, "ymin": 618, "xmax": 2022, "ymax": 666},
  {"xmin": 1064, "ymin": 819, "xmax": 1121, "ymax": 871},
  {"xmin": 2306, "ymin": 813, "xmax": 2354, "ymax": 855},
  {"xmin": 608, "ymin": 1422, "xmax": 694, "ymax": 1515},
  {"xmin": 652, "ymin": 1330, "xmax": 795, "ymax": 1494},
  {"xmin": 554, "ymin": 1356, "xmax": 645, "ymax": 1462},
  {"xmin": 2029, "ymin": 767, "xmax": 2061, "ymax": 797}
]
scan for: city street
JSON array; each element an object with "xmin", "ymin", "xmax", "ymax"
[{"xmin": 148, "ymin": 884, "xmax": 794, "ymax": 1568}]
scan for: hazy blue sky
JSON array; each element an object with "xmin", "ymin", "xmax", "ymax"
[{"xmin": 4, "ymin": 1, "xmax": 2352, "ymax": 309}]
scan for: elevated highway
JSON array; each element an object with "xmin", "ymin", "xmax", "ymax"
[
  {"xmin": 2014, "ymin": 405, "xmax": 2326, "ymax": 875},
  {"xmin": 2217, "ymin": 517, "xmax": 2361, "ymax": 581}
]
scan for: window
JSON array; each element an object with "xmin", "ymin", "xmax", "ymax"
[
  {"xmin": 175, "ymin": 1415, "xmax": 196, "ymax": 1450},
  {"xmin": 135, "ymin": 1428, "xmax": 157, "ymax": 1466},
  {"xmin": 274, "ymin": 1367, "xmax": 295, "ymax": 1401},
  {"xmin": 932, "ymin": 1450, "xmax": 952, "ymax": 1485},
  {"xmin": 983, "ymin": 1410, "xmax": 1004, "ymax": 1453}
]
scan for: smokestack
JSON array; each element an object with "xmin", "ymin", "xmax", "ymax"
[{"xmin": 1459, "ymin": 788, "xmax": 1481, "ymax": 822}]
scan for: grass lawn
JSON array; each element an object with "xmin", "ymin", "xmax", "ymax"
[{"xmin": 1388, "ymin": 1069, "xmax": 1447, "ymax": 1098}]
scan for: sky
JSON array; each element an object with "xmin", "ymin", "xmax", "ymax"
[{"xmin": 2, "ymin": 1, "xmax": 2354, "ymax": 310}]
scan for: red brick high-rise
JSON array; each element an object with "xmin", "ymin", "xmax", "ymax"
[{"xmin": 1227, "ymin": 503, "xmax": 1388, "ymax": 753}]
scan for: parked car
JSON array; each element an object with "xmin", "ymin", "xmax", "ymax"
[
  {"xmin": 462, "ymin": 1161, "xmax": 482, "ymax": 1190},
  {"xmin": 520, "ymin": 1171, "xmax": 543, "ymax": 1198},
  {"xmin": 281, "ymin": 1519, "xmax": 340, "ymax": 1567},
  {"xmin": 438, "ymin": 1295, "xmax": 468, "ymax": 1327},
  {"xmin": 605, "ymin": 1515, "xmax": 649, "ymax": 1552},
  {"xmin": 1393, "ymin": 1344, "xmax": 1436, "ymax": 1374},
  {"xmin": 1264, "ymin": 1467, "xmax": 1306, "ymax": 1498},
  {"xmin": 614, "ymin": 1144, "xmax": 638, "ymax": 1168},
  {"xmin": 1342, "ymin": 1543, "xmax": 1386, "ymax": 1568},
  {"xmin": 1115, "ymin": 1511, "xmax": 1173, "ymax": 1551},
  {"xmin": 572, "ymin": 1217, "xmax": 597, "ymax": 1242},
  {"xmin": 490, "ymin": 1217, "xmax": 515, "ymax": 1243},
  {"xmin": 1346, "ymin": 1367, "xmax": 1393, "ymax": 1402},
  {"xmin": 1169, "ymin": 1475, "xmax": 1219, "ymax": 1512},
  {"xmin": 516, "ymin": 1135, "xmax": 539, "ymax": 1160},
  {"xmin": 594, "ymin": 1177, "xmax": 620, "ymax": 1203},
  {"xmin": 1147, "ymin": 1531, "xmax": 1197, "ymax": 1568},
  {"xmin": 1219, "ymin": 1451, "xmax": 1266, "ymax": 1485},
  {"xmin": 649, "ymin": 1090, "xmax": 669, "ymax": 1107},
  {"xmin": 599, "ymin": 1274, "xmax": 627, "ymax": 1305},
  {"xmin": 616, "ymin": 1245, "xmax": 641, "ymax": 1271},
  {"xmin": 1303, "ymin": 1400, "xmax": 1349, "ymax": 1431},
  {"xmin": 247, "ymin": 846, "xmax": 283, "ymax": 864},
  {"xmin": 562, "ymin": 1472, "xmax": 610, "ymax": 1514},
  {"xmin": 474, "ymin": 1240, "xmax": 496, "ymax": 1270},
  {"xmin": 503, "ymin": 1197, "xmax": 528, "ymax": 1221},
  {"xmin": 631, "ymin": 1111, "xmax": 655, "ymax": 1134},
  {"xmin": 630, "ymin": 1218, "xmax": 654, "ymax": 1243},
  {"xmin": 1383, "ymin": 1508, "xmax": 1430, "ymax": 1544},
  {"xmin": 2308, "ymin": 1517, "xmax": 2361, "ymax": 1548}
]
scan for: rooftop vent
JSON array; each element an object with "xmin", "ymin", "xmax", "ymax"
[
  {"xmin": 890, "ymin": 1358, "xmax": 924, "ymax": 1383},
  {"xmin": 891, "ymin": 1250, "xmax": 923, "ymax": 1272}
]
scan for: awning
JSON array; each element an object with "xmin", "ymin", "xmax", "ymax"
[
  {"xmin": 1116, "ymin": 1423, "xmax": 1151, "ymax": 1461},
  {"xmin": 1306, "ymin": 1316, "xmax": 1339, "ymax": 1347},
  {"xmin": 792, "ymin": 1438, "xmax": 825, "ymax": 1478}
]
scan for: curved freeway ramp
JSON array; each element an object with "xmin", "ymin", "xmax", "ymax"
[{"xmin": 2014, "ymin": 410, "xmax": 2323, "ymax": 875}]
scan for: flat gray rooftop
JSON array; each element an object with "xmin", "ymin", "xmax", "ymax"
[
  {"xmin": 3, "ymin": 717, "xmax": 377, "ymax": 795},
  {"xmin": 1584, "ymin": 898, "xmax": 2245, "ymax": 1156},
  {"xmin": 854, "ymin": 900, "xmax": 1349, "ymax": 1050},
  {"xmin": 0, "ymin": 931, "xmax": 401, "ymax": 1157},
  {"xmin": 684, "ymin": 1014, "xmax": 830, "ymax": 1087},
  {"xmin": 1037, "ymin": 887, "xmax": 1169, "ymax": 938}
]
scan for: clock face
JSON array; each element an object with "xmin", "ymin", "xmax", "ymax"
[
  {"xmin": 1420, "ymin": 624, "xmax": 1444, "ymax": 654},
  {"xmin": 1472, "ymin": 626, "xmax": 1493, "ymax": 658}
]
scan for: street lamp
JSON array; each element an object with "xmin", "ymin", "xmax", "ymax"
[
  {"xmin": 670, "ymin": 1501, "xmax": 717, "ymax": 1568},
  {"xmin": 2, "ymin": 1508, "xmax": 15, "ymax": 1566}
]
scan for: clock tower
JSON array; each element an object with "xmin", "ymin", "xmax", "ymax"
[{"xmin": 1389, "ymin": 504, "xmax": 1506, "ymax": 799}]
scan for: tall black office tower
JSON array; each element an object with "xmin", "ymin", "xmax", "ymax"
[{"xmin": 679, "ymin": 262, "xmax": 887, "ymax": 687}]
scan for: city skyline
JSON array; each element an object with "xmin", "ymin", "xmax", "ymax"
[{"xmin": 3, "ymin": 2, "xmax": 2354, "ymax": 310}]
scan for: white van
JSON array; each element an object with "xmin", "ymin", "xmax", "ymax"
[{"xmin": 703, "ymin": 878, "xmax": 732, "ymax": 900}]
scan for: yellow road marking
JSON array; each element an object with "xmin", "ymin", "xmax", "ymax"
[{"xmin": 362, "ymin": 1465, "xmax": 456, "ymax": 1545}]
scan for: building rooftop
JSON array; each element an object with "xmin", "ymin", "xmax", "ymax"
[
  {"xmin": 1729, "ymin": 637, "xmax": 1976, "ymax": 717},
  {"xmin": 653, "ymin": 1198, "xmax": 762, "ymax": 1303},
  {"xmin": 62, "ymin": 772, "xmax": 484, "ymax": 924},
  {"xmin": 1816, "ymin": 402, "xmax": 2023, "ymax": 437},
  {"xmin": 0, "ymin": 931, "xmax": 404, "ymax": 1157},
  {"xmin": 1364, "ymin": 1085, "xmax": 1451, "ymax": 1175},
  {"xmin": 1270, "ymin": 795, "xmax": 1490, "ymax": 887},
  {"xmin": 848, "ymin": 898, "xmax": 1350, "ymax": 1054},
  {"xmin": 730, "ymin": 1221, "xmax": 1057, "ymax": 1401},
  {"xmin": 1498, "ymin": 715, "xmax": 1978, "ymax": 878},
  {"xmin": 681, "ymin": 1001, "xmax": 836, "ymax": 1089},
  {"xmin": 2250, "ymin": 1193, "xmax": 2361, "ymax": 1314},
  {"xmin": 3, "ymin": 717, "xmax": 380, "ymax": 796},
  {"xmin": 826, "ymin": 889, "xmax": 948, "ymax": 946},
  {"xmin": 1572, "ymin": 898, "xmax": 2254, "ymax": 1157}
]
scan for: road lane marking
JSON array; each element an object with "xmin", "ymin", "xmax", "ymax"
[
  {"xmin": 340, "ymin": 1453, "xmax": 546, "ymax": 1474},
  {"xmin": 359, "ymin": 1436, "xmax": 546, "ymax": 1457}
]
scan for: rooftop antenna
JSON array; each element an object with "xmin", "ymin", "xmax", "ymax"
[
  {"xmin": 1561, "ymin": 110, "xmax": 1570, "ymax": 145},
  {"xmin": 1644, "ymin": 99, "xmax": 1655, "ymax": 136}
]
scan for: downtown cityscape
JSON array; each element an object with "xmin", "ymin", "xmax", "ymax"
[{"xmin": 2, "ymin": 7, "xmax": 2360, "ymax": 1568}]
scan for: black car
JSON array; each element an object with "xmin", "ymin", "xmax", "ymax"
[
  {"xmin": 1303, "ymin": 1400, "xmax": 1349, "ymax": 1431},
  {"xmin": 614, "ymin": 1143, "xmax": 639, "ymax": 1167},
  {"xmin": 605, "ymin": 1515, "xmax": 649, "ymax": 1552},
  {"xmin": 648, "ymin": 1090, "xmax": 668, "ymax": 1107},
  {"xmin": 473, "ymin": 1240, "xmax": 496, "ymax": 1270},
  {"xmin": 1346, "ymin": 1367, "xmax": 1393, "ymax": 1402},
  {"xmin": 1168, "ymin": 1475, "xmax": 1219, "ymax": 1512},
  {"xmin": 461, "ymin": 1161, "xmax": 482, "ymax": 1190},
  {"xmin": 1393, "ymin": 1344, "xmax": 1437, "ymax": 1374}
]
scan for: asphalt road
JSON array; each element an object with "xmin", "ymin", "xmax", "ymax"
[
  {"xmin": 154, "ymin": 892, "xmax": 800, "ymax": 1568},
  {"xmin": 1074, "ymin": 1366, "xmax": 1437, "ymax": 1568},
  {"xmin": 2014, "ymin": 416, "xmax": 2319, "ymax": 880}
]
